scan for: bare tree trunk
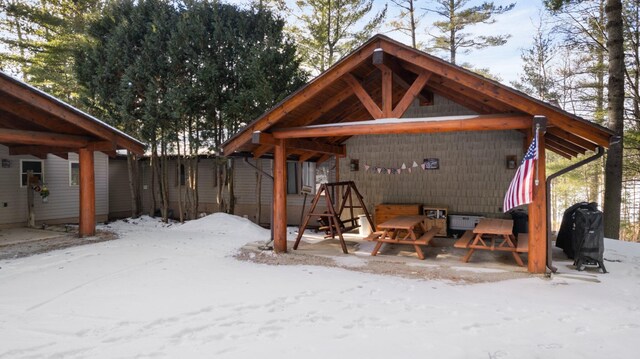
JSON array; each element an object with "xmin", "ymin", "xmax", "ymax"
[
  {"xmin": 603, "ymin": 0, "xmax": 624, "ymax": 239},
  {"xmin": 159, "ymin": 139, "xmax": 170, "ymax": 222},
  {"xmin": 227, "ymin": 158, "xmax": 235, "ymax": 214},
  {"xmin": 176, "ymin": 137, "xmax": 184, "ymax": 223},
  {"xmin": 216, "ymin": 158, "xmax": 226, "ymax": 212},
  {"xmin": 126, "ymin": 152, "xmax": 141, "ymax": 218}
]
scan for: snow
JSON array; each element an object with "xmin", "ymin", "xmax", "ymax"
[{"xmin": 1, "ymin": 214, "xmax": 639, "ymax": 358}]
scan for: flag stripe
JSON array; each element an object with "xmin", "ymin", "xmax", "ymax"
[{"xmin": 504, "ymin": 137, "xmax": 538, "ymax": 212}]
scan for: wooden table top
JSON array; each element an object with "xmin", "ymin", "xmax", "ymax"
[
  {"xmin": 377, "ymin": 215, "xmax": 426, "ymax": 230},
  {"xmin": 473, "ymin": 218, "xmax": 514, "ymax": 235}
]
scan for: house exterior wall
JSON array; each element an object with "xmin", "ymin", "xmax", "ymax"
[
  {"xmin": 109, "ymin": 158, "xmax": 133, "ymax": 219},
  {"xmin": 0, "ymin": 145, "xmax": 108, "ymax": 227},
  {"xmin": 339, "ymin": 130, "xmax": 525, "ymax": 218}
]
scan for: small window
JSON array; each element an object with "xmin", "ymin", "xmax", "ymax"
[
  {"xmin": 20, "ymin": 160, "xmax": 44, "ymax": 187},
  {"xmin": 69, "ymin": 161, "xmax": 79, "ymax": 186},
  {"xmin": 286, "ymin": 162, "xmax": 298, "ymax": 194},
  {"xmin": 176, "ymin": 164, "xmax": 186, "ymax": 186}
]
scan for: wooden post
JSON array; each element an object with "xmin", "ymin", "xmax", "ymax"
[
  {"xmin": 79, "ymin": 147, "xmax": 96, "ymax": 237},
  {"xmin": 26, "ymin": 171, "xmax": 35, "ymax": 228},
  {"xmin": 273, "ymin": 139, "xmax": 287, "ymax": 253},
  {"xmin": 528, "ymin": 119, "xmax": 547, "ymax": 273}
]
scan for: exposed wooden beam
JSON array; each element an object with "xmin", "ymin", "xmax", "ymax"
[
  {"xmin": 547, "ymin": 127, "xmax": 597, "ymax": 151},
  {"xmin": 528, "ymin": 133, "xmax": 547, "ymax": 273},
  {"xmin": 273, "ymin": 114, "xmax": 532, "ymax": 139},
  {"xmin": 546, "ymin": 138, "xmax": 579, "ymax": 157},
  {"xmin": 392, "ymin": 71, "xmax": 432, "ymax": 118},
  {"xmin": 343, "ymin": 73, "xmax": 383, "ymax": 119},
  {"xmin": 286, "ymin": 87, "xmax": 355, "ymax": 128},
  {"xmin": 9, "ymin": 145, "xmax": 72, "ymax": 156},
  {"xmin": 372, "ymin": 51, "xmax": 393, "ymax": 116},
  {"xmin": 273, "ymin": 140, "xmax": 287, "ymax": 253},
  {"xmin": 545, "ymin": 142, "xmax": 573, "ymax": 159},
  {"xmin": 252, "ymin": 131, "xmax": 346, "ymax": 156},
  {"xmin": 546, "ymin": 134, "xmax": 586, "ymax": 155},
  {"xmin": 0, "ymin": 129, "xmax": 91, "ymax": 147},
  {"xmin": 379, "ymin": 43, "xmax": 612, "ymax": 146},
  {"xmin": 223, "ymin": 40, "xmax": 380, "ymax": 154},
  {"xmin": 0, "ymin": 80, "xmax": 145, "ymax": 154},
  {"xmin": 297, "ymin": 152, "xmax": 317, "ymax": 163},
  {"xmin": 316, "ymin": 154, "xmax": 331, "ymax": 164},
  {"xmin": 253, "ymin": 144, "xmax": 273, "ymax": 159}
]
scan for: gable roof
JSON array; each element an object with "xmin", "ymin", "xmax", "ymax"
[
  {"xmin": 222, "ymin": 34, "xmax": 614, "ymax": 160},
  {"xmin": 0, "ymin": 71, "xmax": 145, "ymax": 157}
]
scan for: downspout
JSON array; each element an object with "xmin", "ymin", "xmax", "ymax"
[
  {"xmin": 546, "ymin": 145, "xmax": 606, "ymax": 273},
  {"xmin": 243, "ymin": 158, "xmax": 275, "ymax": 249}
]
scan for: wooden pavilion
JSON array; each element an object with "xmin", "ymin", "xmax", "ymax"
[
  {"xmin": 0, "ymin": 71, "xmax": 145, "ymax": 236},
  {"xmin": 222, "ymin": 35, "xmax": 615, "ymax": 274}
]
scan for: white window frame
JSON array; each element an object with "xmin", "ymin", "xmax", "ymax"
[
  {"xmin": 69, "ymin": 161, "xmax": 79, "ymax": 186},
  {"xmin": 286, "ymin": 161, "xmax": 317, "ymax": 195},
  {"xmin": 20, "ymin": 159, "xmax": 44, "ymax": 188}
]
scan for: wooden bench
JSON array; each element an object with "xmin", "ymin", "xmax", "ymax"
[
  {"xmin": 416, "ymin": 227, "xmax": 440, "ymax": 245},
  {"xmin": 516, "ymin": 233, "xmax": 529, "ymax": 253},
  {"xmin": 453, "ymin": 230, "xmax": 475, "ymax": 248},
  {"xmin": 364, "ymin": 231, "xmax": 384, "ymax": 241}
]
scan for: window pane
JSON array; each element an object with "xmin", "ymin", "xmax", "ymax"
[
  {"xmin": 22, "ymin": 161, "xmax": 42, "ymax": 172},
  {"xmin": 286, "ymin": 162, "xmax": 298, "ymax": 194},
  {"xmin": 316, "ymin": 164, "xmax": 329, "ymax": 193},
  {"xmin": 70, "ymin": 162, "xmax": 79, "ymax": 186}
]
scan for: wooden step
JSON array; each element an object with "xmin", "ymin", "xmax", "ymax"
[
  {"xmin": 364, "ymin": 231, "xmax": 384, "ymax": 241},
  {"xmin": 454, "ymin": 230, "xmax": 475, "ymax": 249},
  {"xmin": 516, "ymin": 233, "xmax": 529, "ymax": 253}
]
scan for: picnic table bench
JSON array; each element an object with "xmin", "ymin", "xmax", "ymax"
[
  {"xmin": 455, "ymin": 218, "xmax": 526, "ymax": 266},
  {"xmin": 364, "ymin": 215, "xmax": 439, "ymax": 260}
]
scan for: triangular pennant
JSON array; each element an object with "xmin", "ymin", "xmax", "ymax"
[
  {"xmin": 377, "ymin": 167, "xmax": 382, "ymax": 174},
  {"xmin": 408, "ymin": 168, "xmax": 412, "ymax": 173},
  {"xmin": 364, "ymin": 164, "xmax": 370, "ymax": 171},
  {"xmin": 401, "ymin": 163, "xmax": 407, "ymax": 170},
  {"xmin": 421, "ymin": 163, "xmax": 426, "ymax": 170},
  {"xmin": 387, "ymin": 169, "xmax": 392, "ymax": 174},
  {"xmin": 412, "ymin": 161, "xmax": 419, "ymax": 168}
]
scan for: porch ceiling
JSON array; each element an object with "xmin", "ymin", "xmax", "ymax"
[
  {"xmin": 0, "ymin": 71, "xmax": 145, "ymax": 159},
  {"xmin": 222, "ymin": 35, "xmax": 615, "ymax": 162}
]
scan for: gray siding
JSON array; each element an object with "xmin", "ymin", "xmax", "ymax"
[
  {"xmin": 0, "ymin": 145, "xmax": 108, "ymax": 227},
  {"xmin": 109, "ymin": 158, "xmax": 132, "ymax": 218}
]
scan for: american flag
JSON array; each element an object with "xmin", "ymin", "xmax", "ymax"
[{"xmin": 503, "ymin": 136, "xmax": 538, "ymax": 212}]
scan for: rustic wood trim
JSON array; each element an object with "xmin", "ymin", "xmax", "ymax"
[
  {"xmin": 273, "ymin": 139, "xmax": 287, "ymax": 253},
  {"xmin": 381, "ymin": 67, "xmax": 393, "ymax": 117},
  {"xmin": 0, "ymin": 129, "xmax": 91, "ymax": 147},
  {"xmin": 379, "ymin": 42, "xmax": 612, "ymax": 146},
  {"xmin": 252, "ymin": 144, "xmax": 273, "ymax": 159},
  {"xmin": 316, "ymin": 154, "xmax": 331, "ymax": 165},
  {"xmin": 223, "ymin": 40, "xmax": 379, "ymax": 154},
  {"xmin": 528, "ymin": 133, "xmax": 547, "ymax": 273},
  {"xmin": 273, "ymin": 114, "xmax": 532, "ymax": 139},
  {"xmin": 546, "ymin": 135, "xmax": 585, "ymax": 155},
  {"xmin": 547, "ymin": 127, "xmax": 597, "ymax": 151},
  {"xmin": 79, "ymin": 147, "xmax": 96, "ymax": 237},
  {"xmin": 343, "ymin": 73, "xmax": 383, "ymax": 119},
  {"xmin": 391, "ymin": 71, "xmax": 432, "ymax": 118},
  {"xmin": 545, "ymin": 142, "xmax": 573, "ymax": 159},
  {"xmin": 253, "ymin": 131, "xmax": 346, "ymax": 156},
  {"xmin": 0, "ymin": 77, "xmax": 144, "ymax": 154},
  {"xmin": 297, "ymin": 152, "xmax": 317, "ymax": 163}
]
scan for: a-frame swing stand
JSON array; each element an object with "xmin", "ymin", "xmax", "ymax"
[{"xmin": 293, "ymin": 181, "xmax": 374, "ymax": 254}]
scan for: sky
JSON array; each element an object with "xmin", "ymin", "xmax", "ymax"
[{"xmin": 229, "ymin": 0, "xmax": 543, "ymax": 84}]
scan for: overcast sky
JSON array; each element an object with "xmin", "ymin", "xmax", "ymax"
[{"xmin": 229, "ymin": 0, "xmax": 541, "ymax": 84}]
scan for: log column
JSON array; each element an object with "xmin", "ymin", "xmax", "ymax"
[
  {"xmin": 79, "ymin": 147, "xmax": 96, "ymax": 237},
  {"xmin": 528, "ymin": 128, "xmax": 547, "ymax": 273},
  {"xmin": 273, "ymin": 139, "xmax": 287, "ymax": 253}
]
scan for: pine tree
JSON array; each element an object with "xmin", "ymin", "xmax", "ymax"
[
  {"xmin": 388, "ymin": 0, "xmax": 422, "ymax": 49},
  {"xmin": 424, "ymin": 0, "xmax": 514, "ymax": 64},
  {"xmin": 290, "ymin": 0, "xmax": 387, "ymax": 73}
]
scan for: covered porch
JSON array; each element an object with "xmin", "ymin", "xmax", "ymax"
[
  {"xmin": 0, "ymin": 71, "xmax": 145, "ymax": 236},
  {"xmin": 222, "ymin": 35, "xmax": 614, "ymax": 274}
]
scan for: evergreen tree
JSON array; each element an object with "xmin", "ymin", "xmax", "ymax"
[
  {"xmin": 388, "ymin": 0, "xmax": 422, "ymax": 49},
  {"xmin": 424, "ymin": 0, "xmax": 515, "ymax": 64},
  {"xmin": 290, "ymin": 0, "xmax": 387, "ymax": 73}
]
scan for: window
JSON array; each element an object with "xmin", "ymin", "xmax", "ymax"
[
  {"xmin": 20, "ymin": 160, "xmax": 44, "ymax": 187},
  {"xmin": 286, "ymin": 161, "xmax": 317, "ymax": 195},
  {"xmin": 176, "ymin": 164, "xmax": 186, "ymax": 186},
  {"xmin": 286, "ymin": 162, "xmax": 298, "ymax": 194},
  {"xmin": 69, "ymin": 161, "xmax": 79, "ymax": 186}
]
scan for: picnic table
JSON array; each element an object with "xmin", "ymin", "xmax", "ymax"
[
  {"xmin": 454, "ymin": 218, "xmax": 527, "ymax": 266},
  {"xmin": 365, "ymin": 215, "xmax": 440, "ymax": 260}
]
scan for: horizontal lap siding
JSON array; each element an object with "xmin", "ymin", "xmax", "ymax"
[
  {"xmin": 109, "ymin": 159, "xmax": 132, "ymax": 217},
  {"xmin": 0, "ymin": 145, "xmax": 108, "ymax": 226}
]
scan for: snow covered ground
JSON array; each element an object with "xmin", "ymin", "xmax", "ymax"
[{"xmin": 1, "ymin": 213, "xmax": 639, "ymax": 358}]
